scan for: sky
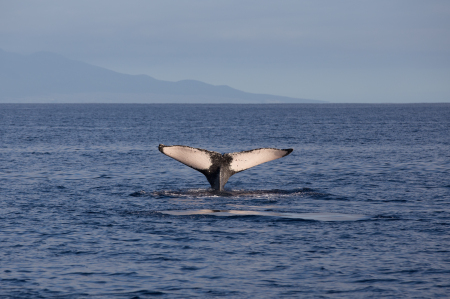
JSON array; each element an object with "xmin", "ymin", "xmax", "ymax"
[{"xmin": 1, "ymin": 0, "xmax": 449, "ymax": 103}]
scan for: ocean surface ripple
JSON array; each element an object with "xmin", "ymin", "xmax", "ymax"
[{"xmin": 1, "ymin": 103, "xmax": 449, "ymax": 298}]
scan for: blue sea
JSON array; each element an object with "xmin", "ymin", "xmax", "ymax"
[{"xmin": 1, "ymin": 103, "xmax": 449, "ymax": 298}]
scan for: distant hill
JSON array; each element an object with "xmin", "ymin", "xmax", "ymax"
[{"xmin": 0, "ymin": 49, "xmax": 323, "ymax": 103}]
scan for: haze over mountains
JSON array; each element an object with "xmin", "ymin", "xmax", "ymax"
[{"xmin": 0, "ymin": 49, "xmax": 321, "ymax": 104}]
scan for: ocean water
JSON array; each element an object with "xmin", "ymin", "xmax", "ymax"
[{"xmin": 0, "ymin": 103, "xmax": 449, "ymax": 298}]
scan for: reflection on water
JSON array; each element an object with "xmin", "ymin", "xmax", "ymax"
[
  {"xmin": 131, "ymin": 188, "xmax": 325, "ymax": 199},
  {"xmin": 160, "ymin": 209, "xmax": 369, "ymax": 221}
]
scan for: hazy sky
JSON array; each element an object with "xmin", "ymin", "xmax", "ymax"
[{"xmin": 1, "ymin": 0, "xmax": 449, "ymax": 103}]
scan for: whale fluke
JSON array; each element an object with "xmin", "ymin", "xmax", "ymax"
[{"xmin": 158, "ymin": 144, "xmax": 293, "ymax": 191}]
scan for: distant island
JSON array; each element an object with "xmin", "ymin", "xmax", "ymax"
[{"xmin": 0, "ymin": 49, "xmax": 324, "ymax": 104}]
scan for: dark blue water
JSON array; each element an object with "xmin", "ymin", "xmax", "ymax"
[{"xmin": 1, "ymin": 104, "xmax": 449, "ymax": 298}]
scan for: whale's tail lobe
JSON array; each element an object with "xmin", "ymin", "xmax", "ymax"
[
  {"xmin": 158, "ymin": 144, "xmax": 293, "ymax": 191},
  {"xmin": 227, "ymin": 148, "xmax": 293, "ymax": 173}
]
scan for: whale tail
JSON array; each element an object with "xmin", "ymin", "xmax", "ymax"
[{"xmin": 158, "ymin": 144, "xmax": 293, "ymax": 191}]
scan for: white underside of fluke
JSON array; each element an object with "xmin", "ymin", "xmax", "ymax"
[
  {"xmin": 158, "ymin": 144, "xmax": 293, "ymax": 190},
  {"xmin": 160, "ymin": 145, "xmax": 212, "ymax": 170},
  {"xmin": 228, "ymin": 148, "xmax": 292, "ymax": 172}
]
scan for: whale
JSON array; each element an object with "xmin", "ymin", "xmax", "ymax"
[{"xmin": 158, "ymin": 144, "xmax": 293, "ymax": 191}]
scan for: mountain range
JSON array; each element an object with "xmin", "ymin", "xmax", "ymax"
[{"xmin": 0, "ymin": 49, "xmax": 322, "ymax": 103}]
